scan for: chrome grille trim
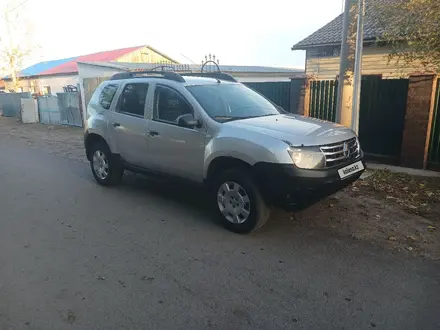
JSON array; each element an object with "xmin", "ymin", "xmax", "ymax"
[{"xmin": 320, "ymin": 137, "xmax": 360, "ymax": 168}]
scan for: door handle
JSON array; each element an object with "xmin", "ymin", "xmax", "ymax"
[
  {"xmin": 112, "ymin": 122, "xmax": 121, "ymax": 128},
  {"xmin": 148, "ymin": 130, "xmax": 159, "ymax": 137}
]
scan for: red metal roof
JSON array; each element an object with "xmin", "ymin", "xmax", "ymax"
[{"xmin": 41, "ymin": 45, "xmax": 145, "ymax": 75}]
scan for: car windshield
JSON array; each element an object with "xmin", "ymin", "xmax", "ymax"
[{"xmin": 186, "ymin": 84, "xmax": 281, "ymax": 122}]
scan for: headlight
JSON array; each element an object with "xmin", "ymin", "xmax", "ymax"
[
  {"xmin": 356, "ymin": 137, "xmax": 361, "ymax": 153},
  {"xmin": 288, "ymin": 147, "xmax": 325, "ymax": 169}
]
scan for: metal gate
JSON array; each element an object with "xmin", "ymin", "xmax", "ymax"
[
  {"xmin": 428, "ymin": 78, "xmax": 440, "ymax": 169},
  {"xmin": 309, "ymin": 80, "xmax": 338, "ymax": 122},
  {"xmin": 244, "ymin": 82, "xmax": 291, "ymax": 112},
  {"xmin": 359, "ymin": 76, "xmax": 409, "ymax": 162}
]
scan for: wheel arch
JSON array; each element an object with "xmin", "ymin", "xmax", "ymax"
[
  {"xmin": 85, "ymin": 133, "xmax": 109, "ymax": 161},
  {"xmin": 205, "ymin": 156, "xmax": 254, "ymax": 183}
]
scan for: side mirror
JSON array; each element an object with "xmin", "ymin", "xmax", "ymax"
[{"xmin": 177, "ymin": 113, "xmax": 202, "ymax": 129}]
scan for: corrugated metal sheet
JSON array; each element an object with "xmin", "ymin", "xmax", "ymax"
[
  {"xmin": 20, "ymin": 57, "xmax": 77, "ymax": 77},
  {"xmin": 41, "ymin": 46, "xmax": 145, "ymax": 76},
  {"xmin": 57, "ymin": 92, "xmax": 82, "ymax": 127},
  {"xmin": 37, "ymin": 96, "xmax": 61, "ymax": 125},
  {"xmin": 37, "ymin": 93, "xmax": 82, "ymax": 127},
  {"xmin": 9, "ymin": 46, "xmax": 146, "ymax": 79},
  {"xmin": 244, "ymin": 82, "xmax": 292, "ymax": 110},
  {"xmin": 0, "ymin": 93, "xmax": 31, "ymax": 117}
]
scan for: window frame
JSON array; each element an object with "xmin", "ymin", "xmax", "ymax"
[
  {"xmin": 115, "ymin": 82, "xmax": 150, "ymax": 118},
  {"xmin": 153, "ymin": 84, "xmax": 195, "ymax": 126}
]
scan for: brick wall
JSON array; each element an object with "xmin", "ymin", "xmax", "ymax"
[{"xmin": 400, "ymin": 75, "xmax": 436, "ymax": 168}]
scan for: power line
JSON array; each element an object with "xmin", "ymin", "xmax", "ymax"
[{"xmin": 180, "ymin": 53, "xmax": 196, "ymax": 64}]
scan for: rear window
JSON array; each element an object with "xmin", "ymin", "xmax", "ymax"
[{"xmin": 98, "ymin": 84, "xmax": 119, "ymax": 110}]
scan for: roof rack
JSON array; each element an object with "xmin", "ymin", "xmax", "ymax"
[
  {"xmin": 182, "ymin": 72, "xmax": 237, "ymax": 82},
  {"xmin": 110, "ymin": 70, "xmax": 186, "ymax": 83}
]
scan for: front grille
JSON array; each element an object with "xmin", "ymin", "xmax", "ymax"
[{"xmin": 320, "ymin": 137, "xmax": 360, "ymax": 168}]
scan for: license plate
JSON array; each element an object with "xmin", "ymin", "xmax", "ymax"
[{"xmin": 338, "ymin": 161, "xmax": 364, "ymax": 179}]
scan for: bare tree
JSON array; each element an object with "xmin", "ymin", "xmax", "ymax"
[{"xmin": 0, "ymin": 0, "xmax": 35, "ymax": 92}]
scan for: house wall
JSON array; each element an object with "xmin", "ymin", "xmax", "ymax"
[
  {"xmin": 5, "ymin": 75, "xmax": 78, "ymax": 94},
  {"xmin": 306, "ymin": 44, "xmax": 431, "ymax": 80},
  {"xmin": 234, "ymin": 74, "xmax": 296, "ymax": 82},
  {"xmin": 77, "ymin": 63, "xmax": 124, "ymax": 119},
  {"xmin": 116, "ymin": 46, "xmax": 176, "ymax": 64}
]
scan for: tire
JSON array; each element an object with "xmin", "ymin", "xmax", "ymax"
[
  {"xmin": 89, "ymin": 141, "xmax": 123, "ymax": 186},
  {"xmin": 211, "ymin": 168, "xmax": 270, "ymax": 233}
]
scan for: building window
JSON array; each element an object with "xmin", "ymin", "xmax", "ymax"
[
  {"xmin": 308, "ymin": 46, "xmax": 340, "ymax": 58},
  {"xmin": 42, "ymin": 86, "xmax": 51, "ymax": 95}
]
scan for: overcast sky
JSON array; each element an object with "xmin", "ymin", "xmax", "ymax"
[{"xmin": 2, "ymin": 0, "xmax": 343, "ymax": 70}]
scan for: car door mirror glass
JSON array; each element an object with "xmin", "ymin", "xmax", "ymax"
[{"xmin": 177, "ymin": 113, "xmax": 201, "ymax": 128}]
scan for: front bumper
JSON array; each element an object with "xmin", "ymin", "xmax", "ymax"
[{"xmin": 253, "ymin": 158, "xmax": 366, "ymax": 211}]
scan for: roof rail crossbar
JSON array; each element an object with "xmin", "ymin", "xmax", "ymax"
[
  {"xmin": 182, "ymin": 72, "xmax": 237, "ymax": 82},
  {"xmin": 110, "ymin": 70, "xmax": 186, "ymax": 83}
]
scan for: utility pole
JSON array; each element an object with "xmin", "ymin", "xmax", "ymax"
[
  {"xmin": 335, "ymin": 0, "xmax": 358, "ymax": 128},
  {"xmin": 351, "ymin": 0, "xmax": 365, "ymax": 135}
]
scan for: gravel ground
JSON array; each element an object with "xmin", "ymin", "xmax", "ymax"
[
  {"xmin": 0, "ymin": 117, "xmax": 86, "ymax": 164},
  {"xmin": 1, "ymin": 116, "xmax": 439, "ymax": 261}
]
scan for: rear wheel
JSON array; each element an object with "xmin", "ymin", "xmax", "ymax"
[
  {"xmin": 90, "ymin": 142, "xmax": 123, "ymax": 186},
  {"xmin": 211, "ymin": 169, "xmax": 270, "ymax": 233}
]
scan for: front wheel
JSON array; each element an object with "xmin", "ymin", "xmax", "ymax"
[
  {"xmin": 211, "ymin": 169, "xmax": 270, "ymax": 233},
  {"xmin": 90, "ymin": 142, "xmax": 123, "ymax": 186}
]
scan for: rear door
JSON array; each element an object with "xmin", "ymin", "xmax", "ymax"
[{"xmin": 108, "ymin": 82, "xmax": 151, "ymax": 167}]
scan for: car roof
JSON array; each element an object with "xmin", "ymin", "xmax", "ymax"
[
  {"xmin": 106, "ymin": 75, "xmax": 238, "ymax": 87},
  {"xmin": 182, "ymin": 76, "xmax": 237, "ymax": 86}
]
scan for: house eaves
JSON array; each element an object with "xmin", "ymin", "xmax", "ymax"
[{"xmin": 291, "ymin": 0, "xmax": 391, "ymax": 50}]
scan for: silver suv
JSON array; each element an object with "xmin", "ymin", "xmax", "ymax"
[{"xmin": 84, "ymin": 71, "xmax": 365, "ymax": 233}]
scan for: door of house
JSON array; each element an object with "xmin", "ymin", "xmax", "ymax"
[{"xmin": 358, "ymin": 76, "xmax": 409, "ymax": 163}]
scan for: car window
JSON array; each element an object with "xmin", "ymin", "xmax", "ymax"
[
  {"xmin": 116, "ymin": 83, "xmax": 149, "ymax": 117},
  {"xmin": 99, "ymin": 84, "xmax": 119, "ymax": 110},
  {"xmin": 153, "ymin": 85, "xmax": 193, "ymax": 124},
  {"xmin": 186, "ymin": 84, "xmax": 280, "ymax": 122}
]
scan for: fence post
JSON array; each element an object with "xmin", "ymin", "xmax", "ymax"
[
  {"xmin": 424, "ymin": 75, "xmax": 440, "ymax": 169},
  {"xmin": 303, "ymin": 77, "xmax": 312, "ymax": 117}
]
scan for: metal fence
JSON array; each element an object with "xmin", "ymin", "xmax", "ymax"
[
  {"xmin": 37, "ymin": 92, "xmax": 82, "ymax": 126},
  {"xmin": 57, "ymin": 92, "xmax": 82, "ymax": 127},
  {"xmin": 359, "ymin": 76, "xmax": 408, "ymax": 162},
  {"xmin": 309, "ymin": 76, "xmax": 409, "ymax": 162},
  {"xmin": 428, "ymin": 78, "xmax": 440, "ymax": 169},
  {"xmin": 0, "ymin": 92, "xmax": 31, "ymax": 117},
  {"xmin": 244, "ymin": 81, "xmax": 292, "ymax": 112},
  {"xmin": 309, "ymin": 80, "xmax": 338, "ymax": 122}
]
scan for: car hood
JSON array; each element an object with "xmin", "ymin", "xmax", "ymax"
[{"xmin": 224, "ymin": 114, "xmax": 356, "ymax": 146}]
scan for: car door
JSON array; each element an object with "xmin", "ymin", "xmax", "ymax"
[
  {"xmin": 144, "ymin": 84, "xmax": 206, "ymax": 182},
  {"xmin": 108, "ymin": 82, "xmax": 151, "ymax": 167}
]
